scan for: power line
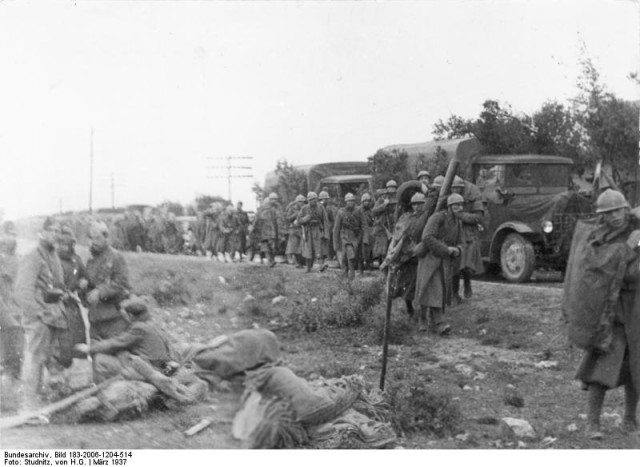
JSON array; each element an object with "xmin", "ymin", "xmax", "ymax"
[{"xmin": 206, "ymin": 156, "xmax": 254, "ymax": 202}]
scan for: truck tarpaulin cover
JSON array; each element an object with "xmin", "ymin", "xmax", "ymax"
[
  {"xmin": 501, "ymin": 191, "xmax": 591, "ymax": 225},
  {"xmin": 562, "ymin": 220, "xmax": 629, "ymax": 351}
]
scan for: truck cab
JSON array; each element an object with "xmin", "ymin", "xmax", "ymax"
[
  {"xmin": 319, "ymin": 175, "xmax": 374, "ymax": 207},
  {"xmin": 470, "ymin": 154, "xmax": 593, "ymax": 282}
]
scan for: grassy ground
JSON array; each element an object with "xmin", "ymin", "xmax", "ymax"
[{"xmin": 1, "ymin": 252, "xmax": 638, "ymax": 449}]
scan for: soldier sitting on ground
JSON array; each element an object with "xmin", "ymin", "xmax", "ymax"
[{"xmin": 74, "ymin": 296, "xmax": 202, "ymax": 403}]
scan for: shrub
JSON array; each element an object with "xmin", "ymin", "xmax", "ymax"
[
  {"xmin": 387, "ymin": 381, "xmax": 462, "ymax": 437},
  {"xmin": 151, "ymin": 275, "xmax": 191, "ymax": 306}
]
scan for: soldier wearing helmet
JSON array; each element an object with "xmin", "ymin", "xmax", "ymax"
[
  {"xmin": 382, "ymin": 190, "xmax": 432, "ymax": 323},
  {"xmin": 449, "ymin": 175, "xmax": 485, "ymax": 304},
  {"xmin": 355, "ymin": 193, "xmax": 375, "ymax": 271},
  {"xmin": 297, "ymin": 191, "xmax": 330, "ymax": 272},
  {"xmin": 254, "ymin": 192, "xmax": 285, "ymax": 267},
  {"xmin": 334, "ymin": 193, "xmax": 369, "ymax": 280},
  {"xmin": 412, "ymin": 194, "xmax": 464, "ymax": 335},
  {"xmin": 569, "ymin": 189, "xmax": 640, "ymax": 440},
  {"xmin": 417, "ymin": 170, "xmax": 431, "ymax": 193},
  {"xmin": 284, "ymin": 195, "xmax": 307, "ymax": 268},
  {"xmin": 318, "ymin": 191, "xmax": 338, "ymax": 263},
  {"xmin": 372, "ymin": 183, "xmax": 398, "ymax": 265}
]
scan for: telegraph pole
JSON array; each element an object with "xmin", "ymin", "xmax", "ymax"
[
  {"xmin": 207, "ymin": 156, "xmax": 254, "ymax": 202},
  {"xmin": 89, "ymin": 128, "xmax": 94, "ymax": 214}
]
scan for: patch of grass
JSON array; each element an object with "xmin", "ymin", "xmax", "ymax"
[
  {"xmin": 387, "ymin": 380, "xmax": 463, "ymax": 437},
  {"xmin": 315, "ymin": 360, "xmax": 359, "ymax": 379},
  {"xmin": 150, "ymin": 275, "xmax": 191, "ymax": 306},
  {"xmin": 368, "ymin": 314, "xmax": 415, "ymax": 346}
]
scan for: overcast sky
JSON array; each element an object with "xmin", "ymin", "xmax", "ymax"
[{"xmin": 0, "ymin": 0, "xmax": 638, "ymax": 220}]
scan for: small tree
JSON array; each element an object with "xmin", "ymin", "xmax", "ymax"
[
  {"xmin": 194, "ymin": 194, "xmax": 229, "ymax": 212},
  {"xmin": 275, "ymin": 160, "xmax": 308, "ymax": 206},
  {"xmin": 367, "ymin": 148, "xmax": 412, "ymax": 188}
]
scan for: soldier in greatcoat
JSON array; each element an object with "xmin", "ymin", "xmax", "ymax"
[
  {"xmin": 355, "ymin": 193, "xmax": 375, "ymax": 272},
  {"xmin": 413, "ymin": 194, "xmax": 464, "ymax": 335},
  {"xmin": 285, "ymin": 195, "xmax": 306, "ymax": 267},
  {"xmin": 372, "ymin": 181, "xmax": 398, "ymax": 265},
  {"xmin": 333, "ymin": 193, "xmax": 369, "ymax": 280},
  {"xmin": 84, "ymin": 221, "xmax": 131, "ymax": 340},
  {"xmin": 236, "ymin": 201, "xmax": 251, "ymax": 260},
  {"xmin": 297, "ymin": 192, "xmax": 330, "ymax": 273},
  {"xmin": 451, "ymin": 176, "xmax": 485, "ymax": 303},
  {"xmin": 257, "ymin": 193, "xmax": 285, "ymax": 267},
  {"xmin": 319, "ymin": 191, "xmax": 339, "ymax": 262},
  {"xmin": 570, "ymin": 190, "xmax": 640, "ymax": 439},
  {"xmin": 13, "ymin": 218, "xmax": 67, "ymax": 414}
]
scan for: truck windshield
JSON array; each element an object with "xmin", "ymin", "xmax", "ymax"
[{"xmin": 505, "ymin": 164, "xmax": 570, "ymax": 187}]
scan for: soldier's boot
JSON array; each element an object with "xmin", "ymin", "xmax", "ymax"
[
  {"xmin": 347, "ymin": 259, "xmax": 356, "ymax": 281},
  {"xmin": 452, "ymin": 274, "xmax": 462, "ymax": 305},
  {"xmin": 622, "ymin": 382, "xmax": 639, "ymax": 433},
  {"xmin": 404, "ymin": 299, "xmax": 414, "ymax": 318},
  {"xmin": 463, "ymin": 270, "xmax": 473, "ymax": 299},
  {"xmin": 306, "ymin": 259, "xmax": 314, "ymax": 273},
  {"xmin": 319, "ymin": 259, "xmax": 328, "ymax": 272},
  {"xmin": 429, "ymin": 307, "xmax": 451, "ymax": 336},
  {"xmin": 587, "ymin": 383, "xmax": 605, "ymax": 439},
  {"xmin": 128, "ymin": 356, "xmax": 194, "ymax": 404},
  {"xmin": 417, "ymin": 307, "xmax": 428, "ymax": 332}
]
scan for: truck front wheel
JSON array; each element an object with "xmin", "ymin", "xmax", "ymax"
[{"xmin": 500, "ymin": 233, "xmax": 535, "ymax": 283}]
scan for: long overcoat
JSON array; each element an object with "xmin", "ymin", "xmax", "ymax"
[
  {"xmin": 285, "ymin": 202, "xmax": 304, "ymax": 255},
  {"xmin": 297, "ymin": 203, "xmax": 329, "ymax": 260},
  {"xmin": 333, "ymin": 206, "xmax": 369, "ymax": 260},
  {"xmin": 414, "ymin": 210, "xmax": 463, "ymax": 309}
]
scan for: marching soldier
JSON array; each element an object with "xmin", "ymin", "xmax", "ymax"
[
  {"xmin": 319, "ymin": 191, "xmax": 339, "ymax": 262},
  {"xmin": 451, "ymin": 175, "xmax": 485, "ymax": 302},
  {"xmin": 217, "ymin": 205, "xmax": 240, "ymax": 262},
  {"xmin": 236, "ymin": 201, "xmax": 251, "ymax": 260},
  {"xmin": 285, "ymin": 195, "xmax": 306, "ymax": 267},
  {"xmin": 413, "ymin": 194, "xmax": 464, "ymax": 335},
  {"xmin": 297, "ymin": 192, "xmax": 330, "ymax": 273},
  {"xmin": 372, "ymin": 181, "xmax": 398, "ymax": 265},
  {"xmin": 333, "ymin": 193, "xmax": 369, "ymax": 280},
  {"xmin": 356, "ymin": 193, "xmax": 375, "ymax": 272},
  {"xmin": 257, "ymin": 193, "xmax": 285, "ymax": 267}
]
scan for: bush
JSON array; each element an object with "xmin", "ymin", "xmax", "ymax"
[
  {"xmin": 151, "ymin": 275, "xmax": 191, "ymax": 306},
  {"xmin": 387, "ymin": 381, "xmax": 462, "ymax": 437}
]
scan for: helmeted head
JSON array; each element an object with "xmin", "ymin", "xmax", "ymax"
[
  {"xmin": 345, "ymin": 192, "xmax": 356, "ymax": 208},
  {"xmin": 307, "ymin": 191, "xmax": 318, "ymax": 206},
  {"xmin": 410, "ymin": 192, "xmax": 426, "ymax": 212},
  {"xmin": 447, "ymin": 193, "xmax": 465, "ymax": 215},
  {"xmin": 596, "ymin": 189, "xmax": 630, "ymax": 229},
  {"xmin": 319, "ymin": 191, "xmax": 330, "ymax": 201},
  {"xmin": 432, "ymin": 175, "xmax": 445, "ymax": 189},
  {"xmin": 386, "ymin": 180, "xmax": 398, "ymax": 193},
  {"xmin": 417, "ymin": 170, "xmax": 431, "ymax": 183},
  {"xmin": 57, "ymin": 225, "xmax": 77, "ymax": 257},
  {"xmin": 268, "ymin": 192, "xmax": 279, "ymax": 201},
  {"xmin": 452, "ymin": 176, "xmax": 465, "ymax": 194},
  {"xmin": 295, "ymin": 194, "xmax": 306, "ymax": 204},
  {"xmin": 361, "ymin": 192, "xmax": 372, "ymax": 208}
]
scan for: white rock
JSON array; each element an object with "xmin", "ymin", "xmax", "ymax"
[
  {"xmin": 218, "ymin": 276, "xmax": 228, "ymax": 285},
  {"xmin": 462, "ymin": 385, "xmax": 473, "ymax": 391},
  {"xmin": 454, "ymin": 364, "xmax": 474, "ymax": 377},
  {"xmin": 566, "ymin": 423, "xmax": 578, "ymax": 432},
  {"xmin": 500, "ymin": 418, "xmax": 536, "ymax": 440},
  {"xmin": 578, "ymin": 413, "xmax": 587, "ymax": 420},
  {"xmin": 517, "ymin": 441, "xmax": 527, "ymax": 448},
  {"xmin": 536, "ymin": 332, "xmax": 543, "ymax": 336},
  {"xmin": 540, "ymin": 436, "xmax": 557, "ymax": 447},
  {"xmin": 272, "ymin": 295, "xmax": 287, "ymax": 305},
  {"xmin": 455, "ymin": 433, "xmax": 470, "ymax": 442},
  {"xmin": 534, "ymin": 360, "xmax": 558, "ymax": 369},
  {"xmin": 311, "ymin": 297, "xmax": 318, "ymax": 302},
  {"xmin": 243, "ymin": 294, "xmax": 256, "ymax": 302}
]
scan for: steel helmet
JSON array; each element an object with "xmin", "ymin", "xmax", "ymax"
[
  {"xmin": 386, "ymin": 180, "xmax": 398, "ymax": 189},
  {"xmin": 295, "ymin": 194, "xmax": 306, "ymax": 203},
  {"xmin": 268, "ymin": 192, "xmax": 279, "ymax": 201},
  {"xmin": 417, "ymin": 170, "xmax": 431, "ymax": 179},
  {"xmin": 432, "ymin": 175, "xmax": 445, "ymax": 188},
  {"xmin": 452, "ymin": 176, "xmax": 465, "ymax": 188},
  {"xmin": 361, "ymin": 193, "xmax": 372, "ymax": 202},
  {"xmin": 345, "ymin": 193, "xmax": 356, "ymax": 202},
  {"xmin": 595, "ymin": 189, "xmax": 629, "ymax": 214},
  {"xmin": 307, "ymin": 191, "xmax": 318, "ymax": 200},
  {"xmin": 319, "ymin": 191, "xmax": 330, "ymax": 200},
  {"xmin": 410, "ymin": 193, "xmax": 426, "ymax": 204},
  {"xmin": 447, "ymin": 193, "xmax": 465, "ymax": 206}
]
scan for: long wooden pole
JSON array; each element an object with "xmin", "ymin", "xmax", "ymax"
[{"xmin": 379, "ymin": 268, "xmax": 394, "ymax": 390}]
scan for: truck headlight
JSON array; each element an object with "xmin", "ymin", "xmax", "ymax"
[{"xmin": 542, "ymin": 220, "xmax": 553, "ymax": 234}]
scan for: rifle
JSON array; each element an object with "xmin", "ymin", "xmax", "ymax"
[{"xmin": 379, "ymin": 265, "xmax": 395, "ymax": 391}]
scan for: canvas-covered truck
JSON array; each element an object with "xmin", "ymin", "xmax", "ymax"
[
  {"xmin": 264, "ymin": 162, "xmax": 373, "ymax": 205},
  {"xmin": 466, "ymin": 154, "xmax": 593, "ymax": 282}
]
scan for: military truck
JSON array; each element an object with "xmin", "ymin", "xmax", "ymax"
[
  {"xmin": 465, "ymin": 154, "xmax": 593, "ymax": 282},
  {"xmin": 264, "ymin": 162, "xmax": 373, "ymax": 206}
]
